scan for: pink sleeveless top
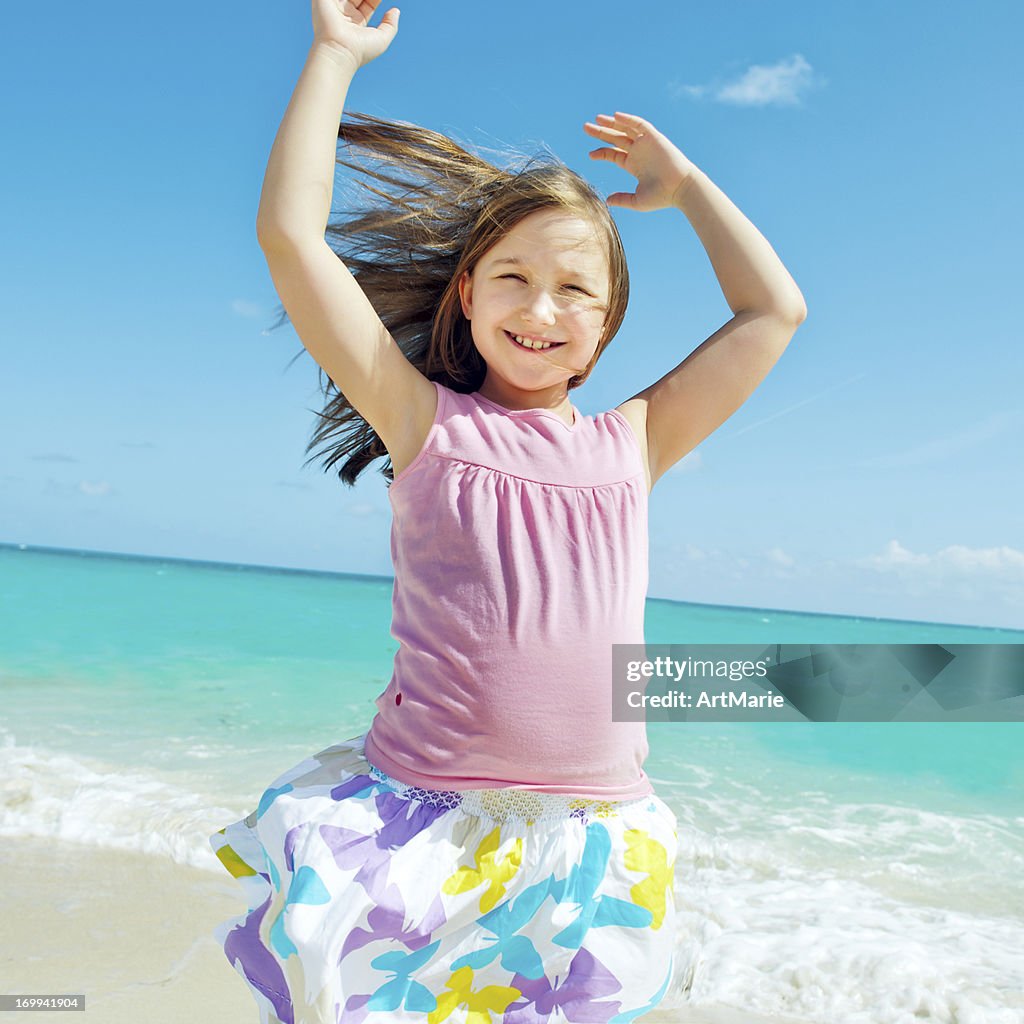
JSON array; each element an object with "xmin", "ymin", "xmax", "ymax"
[{"xmin": 363, "ymin": 380, "xmax": 653, "ymax": 800}]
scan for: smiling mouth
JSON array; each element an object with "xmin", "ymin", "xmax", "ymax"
[{"xmin": 504, "ymin": 330, "xmax": 566, "ymax": 352}]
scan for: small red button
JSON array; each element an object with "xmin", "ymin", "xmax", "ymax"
[{"xmin": 395, "ymin": 693, "xmax": 402, "ymax": 705}]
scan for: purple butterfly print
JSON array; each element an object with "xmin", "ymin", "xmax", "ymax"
[
  {"xmin": 338, "ymin": 991, "xmax": 372, "ymax": 1024},
  {"xmin": 330, "ymin": 772, "xmax": 388, "ymax": 803},
  {"xmin": 319, "ymin": 790, "xmax": 451, "ymax": 900},
  {"xmin": 372, "ymin": 789, "xmax": 453, "ymax": 843},
  {"xmin": 504, "ymin": 947, "xmax": 624, "ymax": 1024},
  {"xmin": 282, "ymin": 823, "xmax": 308, "ymax": 874},
  {"xmin": 223, "ymin": 895, "xmax": 295, "ymax": 1024},
  {"xmin": 280, "ymin": 778, "xmax": 381, "ymax": 876},
  {"xmin": 339, "ymin": 883, "xmax": 448, "ymax": 961}
]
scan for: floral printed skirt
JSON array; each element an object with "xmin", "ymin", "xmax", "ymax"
[{"xmin": 209, "ymin": 731, "xmax": 679, "ymax": 1024}]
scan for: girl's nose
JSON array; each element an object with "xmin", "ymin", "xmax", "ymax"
[{"xmin": 523, "ymin": 283, "xmax": 558, "ymax": 323}]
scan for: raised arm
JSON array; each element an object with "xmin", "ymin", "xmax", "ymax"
[
  {"xmin": 256, "ymin": 2, "xmax": 436, "ymax": 470},
  {"xmin": 586, "ymin": 112, "xmax": 807, "ymax": 490}
]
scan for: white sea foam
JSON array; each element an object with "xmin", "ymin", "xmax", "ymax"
[
  {"xmin": 0, "ymin": 733, "xmax": 246, "ymax": 872},
  {"xmin": 655, "ymin": 782, "xmax": 1024, "ymax": 1022},
  {"xmin": 2, "ymin": 732, "xmax": 1021, "ymax": 1022}
]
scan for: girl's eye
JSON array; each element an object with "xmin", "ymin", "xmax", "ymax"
[{"xmin": 495, "ymin": 274, "xmax": 595, "ymax": 299}]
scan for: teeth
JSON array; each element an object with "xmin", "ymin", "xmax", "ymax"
[{"xmin": 514, "ymin": 334, "xmax": 553, "ymax": 350}]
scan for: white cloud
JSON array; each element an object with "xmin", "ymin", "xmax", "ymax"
[
  {"xmin": 667, "ymin": 539, "xmax": 1023, "ymax": 591},
  {"xmin": 650, "ymin": 537, "xmax": 1024, "ymax": 627},
  {"xmin": 345, "ymin": 501, "xmax": 381, "ymax": 518},
  {"xmin": 78, "ymin": 480, "xmax": 112, "ymax": 497},
  {"xmin": 671, "ymin": 54, "xmax": 821, "ymax": 108},
  {"xmin": 664, "ymin": 542, "xmax": 795, "ymax": 572},
  {"xmin": 766, "ymin": 546, "xmax": 795, "ymax": 568},
  {"xmin": 231, "ymin": 299, "xmax": 267, "ymax": 319},
  {"xmin": 860, "ymin": 540, "xmax": 1024, "ymax": 580},
  {"xmin": 857, "ymin": 540, "xmax": 1024, "ymax": 610}
]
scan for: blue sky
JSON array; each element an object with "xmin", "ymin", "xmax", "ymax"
[{"xmin": 2, "ymin": 1, "xmax": 1022, "ymax": 630}]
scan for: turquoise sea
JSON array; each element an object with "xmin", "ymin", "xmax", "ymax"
[{"xmin": 1, "ymin": 543, "xmax": 1022, "ymax": 1022}]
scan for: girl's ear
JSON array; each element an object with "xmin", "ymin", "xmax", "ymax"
[{"xmin": 457, "ymin": 270, "xmax": 473, "ymax": 320}]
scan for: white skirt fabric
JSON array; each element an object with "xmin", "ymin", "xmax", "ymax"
[{"xmin": 209, "ymin": 731, "xmax": 679, "ymax": 1023}]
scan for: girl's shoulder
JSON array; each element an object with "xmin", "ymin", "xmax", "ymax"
[{"xmin": 610, "ymin": 398, "xmax": 653, "ymax": 495}]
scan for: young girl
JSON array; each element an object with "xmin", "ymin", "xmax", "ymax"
[{"xmin": 209, "ymin": 3, "xmax": 806, "ymax": 1022}]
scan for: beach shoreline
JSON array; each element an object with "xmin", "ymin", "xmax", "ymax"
[{"xmin": 0, "ymin": 834, "xmax": 814, "ymax": 1024}]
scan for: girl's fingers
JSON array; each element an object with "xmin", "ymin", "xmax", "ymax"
[
  {"xmin": 342, "ymin": 0, "xmax": 368, "ymax": 22},
  {"xmin": 593, "ymin": 114, "xmax": 632, "ymax": 136},
  {"xmin": 588, "ymin": 146, "xmax": 629, "ymax": 166},
  {"xmin": 611, "ymin": 111, "xmax": 649, "ymax": 131},
  {"xmin": 595, "ymin": 111, "xmax": 652, "ymax": 142},
  {"xmin": 605, "ymin": 191, "xmax": 637, "ymax": 209},
  {"xmin": 343, "ymin": 0, "xmax": 384, "ymax": 25},
  {"xmin": 584, "ymin": 121, "xmax": 633, "ymax": 147}
]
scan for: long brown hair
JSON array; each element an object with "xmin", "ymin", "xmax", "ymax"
[{"xmin": 268, "ymin": 112, "xmax": 630, "ymax": 486}]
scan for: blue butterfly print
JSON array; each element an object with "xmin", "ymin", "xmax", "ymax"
[
  {"xmin": 268, "ymin": 863, "xmax": 331, "ymax": 959},
  {"xmin": 364, "ymin": 940, "xmax": 442, "ymax": 1014},
  {"xmin": 256, "ymin": 783, "xmax": 293, "ymax": 821},
  {"xmin": 449, "ymin": 877, "xmax": 552, "ymax": 980},
  {"xmin": 546, "ymin": 822, "xmax": 653, "ymax": 948}
]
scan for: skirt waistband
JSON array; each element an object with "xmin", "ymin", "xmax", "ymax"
[{"xmin": 365, "ymin": 763, "xmax": 650, "ymax": 825}]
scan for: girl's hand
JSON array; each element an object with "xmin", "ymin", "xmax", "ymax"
[
  {"xmin": 312, "ymin": 0, "xmax": 400, "ymax": 69},
  {"xmin": 584, "ymin": 112, "xmax": 700, "ymax": 211}
]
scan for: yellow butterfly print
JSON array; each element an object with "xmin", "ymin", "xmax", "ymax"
[
  {"xmin": 623, "ymin": 829, "xmax": 676, "ymax": 930},
  {"xmin": 212, "ymin": 830, "xmax": 258, "ymax": 879},
  {"xmin": 442, "ymin": 827, "xmax": 522, "ymax": 913},
  {"xmin": 426, "ymin": 965, "xmax": 521, "ymax": 1024}
]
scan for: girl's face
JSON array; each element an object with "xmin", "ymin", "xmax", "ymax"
[{"xmin": 458, "ymin": 209, "xmax": 611, "ymax": 403}]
